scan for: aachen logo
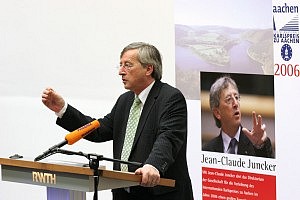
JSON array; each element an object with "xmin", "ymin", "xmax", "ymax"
[
  {"xmin": 273, "ymin": 3, "xmax": 299, "ymax": 44},
  {"xmin": 281, "ymin": 44, "xmax": 292, "ymax": 61}
]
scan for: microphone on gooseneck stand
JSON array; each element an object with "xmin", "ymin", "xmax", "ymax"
[{"xmin": 34, "ymin": 120, "xmax": 100, "ymax": 161}]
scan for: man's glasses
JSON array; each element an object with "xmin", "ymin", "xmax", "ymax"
[
  {"xmin": 118, "ymin": 62, "xmax": 133, "ymax": 71},
  {"xmin": 224, "ymin": 94, "xmax": 240, "ymax": 105}
]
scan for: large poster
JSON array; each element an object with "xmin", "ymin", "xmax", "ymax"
[{"xmin": 175, "ymin": 0, "xmax": 299, "ymax": 199}]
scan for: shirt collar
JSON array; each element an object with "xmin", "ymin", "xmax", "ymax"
[{"xmin": 136, "ymin": 80, "xmax": 155, "ymax": 105}]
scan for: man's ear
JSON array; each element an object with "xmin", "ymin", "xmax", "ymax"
[
  {"xmin": 145, "ymin": 65, "xmax": 153, "ymax": 76},
  {"xmin": 213, "ymin": 108, "xmax": 221, "ymax": 120}
]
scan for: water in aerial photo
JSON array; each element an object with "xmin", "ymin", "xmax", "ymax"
[{"xmin": 174, "ymin": 0, "xmax": 273, "ymax": 99}]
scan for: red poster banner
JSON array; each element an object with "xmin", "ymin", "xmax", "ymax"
[{"xmin": 202, "ymin": 167, "xmax": 276, "ymax": 200}]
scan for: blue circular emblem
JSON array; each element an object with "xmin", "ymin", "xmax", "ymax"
[{"xmin": 281, "ymin": 44, "xmax": 292, "ymax": 61}]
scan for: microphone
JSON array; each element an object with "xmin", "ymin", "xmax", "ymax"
[
  {"xmin": 65, "ymin": 120, "xmax": 100, "ymax": 145},
  {"xmin": 34, "ymin": 120, "xmax": 100, "ymax": 161}
]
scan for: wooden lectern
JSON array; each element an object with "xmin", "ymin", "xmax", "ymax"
[{"xmin": 0, "ymin": 157, "xmax": 175, "ymax": 200}]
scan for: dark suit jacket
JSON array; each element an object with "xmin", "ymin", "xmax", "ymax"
[
  {"xmin": 202, "ymin": 127, "xmax": 273, "ymax": 158},
  {"xmin": 56, "ymin": 81, "xmax": 193, "ymax": 200}
]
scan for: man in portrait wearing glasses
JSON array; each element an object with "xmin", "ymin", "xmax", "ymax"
[
  {"xmin": 202, "ymin": 75, "xmax": 273, "ymax": 158},
  {"xmin": 41, "ymin": 42, "xmax": 193, "ymax": 200}
]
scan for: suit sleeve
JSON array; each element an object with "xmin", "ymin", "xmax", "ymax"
[
  {"xmin": 56, "ymin": 104, "xmax": 114, "ymax": 142},
  {"xmin": 254, "ymin": 137, "xmax": 273, "ymax": 158}
]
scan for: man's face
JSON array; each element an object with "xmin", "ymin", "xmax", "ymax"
[
  {"xmin": 213, "ymin": 84, "xmax": 241, "ymax": 132},
  {"xmin": 118, "ymin": 49, "xmax": 152, "ymax": 94}
]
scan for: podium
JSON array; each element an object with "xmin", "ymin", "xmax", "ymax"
[{"xmin": 0, "ymin": 157, "xmax": 175, "ymax": 200}]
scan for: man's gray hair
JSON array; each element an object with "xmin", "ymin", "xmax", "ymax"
[{"xmin": 121, "ymin": 42, "xmax": 162, "ymax": 80}]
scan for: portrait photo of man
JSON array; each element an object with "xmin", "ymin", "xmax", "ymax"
[{"xmin": 201, "ymin": 72, "xmax": 275, "ymax": 158}]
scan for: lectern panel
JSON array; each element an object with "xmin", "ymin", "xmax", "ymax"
[
  {"xmin": 0, "ymin": 157, "xmax": 175, "ymax": 199},
  {"xmin": 2, "ymin": 165, "xmax": 92, "ymax": 191}
]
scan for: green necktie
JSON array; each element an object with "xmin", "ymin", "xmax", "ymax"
[{"xmin": 121, "ymin": 96, "xmax": 142, "ymax": 171}]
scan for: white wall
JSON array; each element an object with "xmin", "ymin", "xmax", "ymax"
[
  {"xmin": 4, "ymin": 1, "xmax": 300, "ymax": 200},
  {"xmin": 0, "ymin": 0, "xmax": 176, "ymax": 199}
]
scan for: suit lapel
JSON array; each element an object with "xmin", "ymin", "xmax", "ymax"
[
  {"xmin": 238, "ymin": 128, "xmax": 254, "ymax": 155},
  {"xmin": 215, "ymin": 133, "xmax": 225, "ymax": 153}
]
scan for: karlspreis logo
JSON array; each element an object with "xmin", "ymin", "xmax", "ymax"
[
  {"xmin": 273, "ymin": 3, "xmax": 299, "ymax": 44},
  {"xmin": 273, "ymin": 3, "xmax": 299, "ymax": 62}
]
